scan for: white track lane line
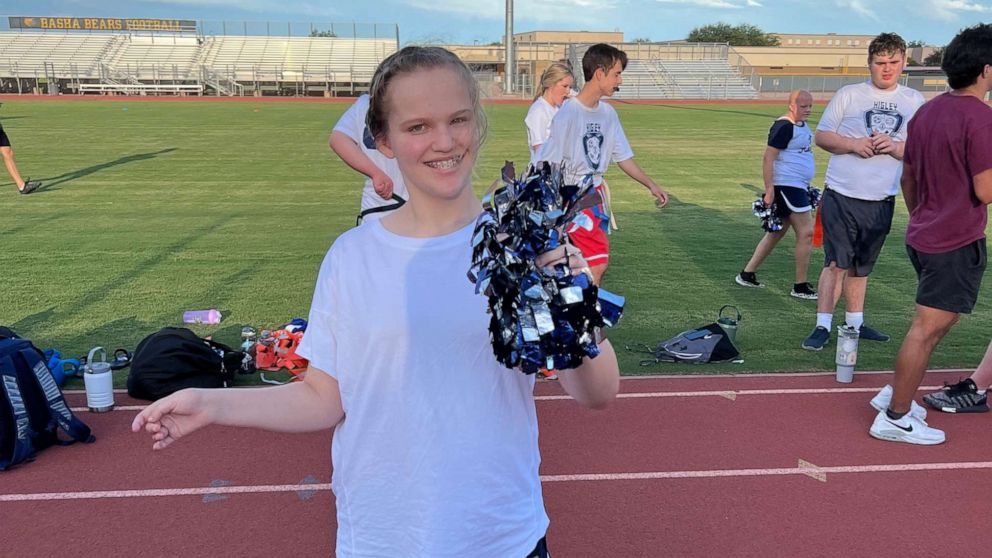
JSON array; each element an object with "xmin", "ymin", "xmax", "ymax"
[
  {"xmin": 58, "ymin": 369, "xmax": 973, "ymax": 397},
  {"xmin": 534, "ymin": 386, "xmax": 945, "ymax": 401},
  {"xmin": 70, "ymin": 386, "xmax": 949, "ymax": 411},
  {"xmin": 5, "ymin": 461, "xmax": 992, "ymax": 502}
]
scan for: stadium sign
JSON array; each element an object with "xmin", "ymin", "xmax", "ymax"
[{"xmin": 8, "ymin": 16, "xmax": 197, "ymax": 32}]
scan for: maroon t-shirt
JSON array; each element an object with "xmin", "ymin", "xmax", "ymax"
[{"xmin": 904, "ymin": 93, "xmax": 992, "ymax": 253}]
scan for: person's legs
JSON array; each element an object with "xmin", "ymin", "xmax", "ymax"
[
  {"xmin": 889, "ymin": 304, "xmax": 960, "ymax": 414},
  {"xmin": 868, "ymin": 303, "xmax": 954, "ymax": 445},
  {"xmin": 970, "ymin": 340, "xmax": 992, "ymax": 388},
  {"xmin": 742, "ymin": 226, "xmax": 789, "ymax": 274},
  {"xmin": 588, "ymin": 263, "xmax": 607, "ymax": 286},
  {"xmin": 846, "ymin": 196, "xmax": 895, "ymax": 338},
  {"xmin": 816, "ymin": 264, "xmax": 844, "ymax": 315},
  {"xmin": 804, "ymin": 189, "xmax": 855, "ymax": 348},
  {"xmin": 790, "ymin": 211, "xmax": 813, "ymax": 284},
  {"xmin": 0, "ymin": 146, "xmax": 26, "ymax": 189},
  {"xmin": 912, "ymin": 240, "xmax": 987, "ymax": 414},
  {"xmin": 842, "ymin": 276, "xmax": 867, "ymax": 313},
  {"xmin": 802, "ymin": 263, "xmax": 844, "ymax": 349}
]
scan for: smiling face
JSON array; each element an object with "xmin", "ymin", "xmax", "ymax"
[
  {"xmin": 869, "ymin": 51, "xmax": 905, "ymax": 90},
  {"xmin": 546, "ymin": 75, "xmax": 575, "ymax": 107},
  {"xmin": 376, "ymin": 66, "xmax": 479, "ymax": 203}
]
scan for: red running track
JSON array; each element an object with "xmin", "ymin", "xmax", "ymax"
[{"xmin": 2, "ymin": 369, "xmax": 988, "ymax": 557}]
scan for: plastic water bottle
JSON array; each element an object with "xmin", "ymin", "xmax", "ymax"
[
  {"xmin": 183, "ymin": 309, "xmax": 222, "ymax": 325},
  {"xmin": 835, "ymin": 324, "xmax": 860, "ymax": 384}
]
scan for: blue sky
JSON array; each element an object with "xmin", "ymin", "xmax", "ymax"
[{"xmin": 5, "ymin": 0, "xmax": 990, "ymax": 45}]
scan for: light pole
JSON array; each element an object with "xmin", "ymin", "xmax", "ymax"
[{"xmin": 504, "ymin": 0, "xmax": 513, "ymax": 95}]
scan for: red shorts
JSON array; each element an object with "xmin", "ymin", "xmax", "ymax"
[{"xmin": 568, "ymin": 205, "xmax": 609, "ymax": 265}]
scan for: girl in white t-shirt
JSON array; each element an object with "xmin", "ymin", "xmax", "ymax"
[
  {"xmin": 525, "ymin": 62, "xmax": 574, "ymax": 160},
  {"xmin": 133, "ymin": 46, "xmax": 620, "ymax": 558}
]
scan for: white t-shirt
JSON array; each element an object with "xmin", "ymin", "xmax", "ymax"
[
  {"xmin": 296, "ymin": 220, "xmax": 549, "ymax": 558},
  {"xmin": 535, "ymin": 98, "xmax": 634, "ymax": 186},
  {"xmin": 332, "ymin": 94, "xmax": 408, "ymax": 218},
  {"xmin": 767, "ymin": 118, "xmax": 815, "ymax": 188},
  {"xmin": 525, "ymin": 96, "xmax": 558, "ymax": 162},
  {"xmin": 817, "ymin": 82, "xmax": 924, "ymax": 200}
]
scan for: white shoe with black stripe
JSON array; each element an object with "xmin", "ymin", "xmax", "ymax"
[{"xmin": 869, "ymin": 410, "xmax": 945, "ymax": 445}]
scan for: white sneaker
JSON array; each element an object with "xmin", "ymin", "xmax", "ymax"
[
  {"xmin": 869, "ymin": 384, "xmax": 927, "ymax": 421},
  {"xmin": 869, "ymin": 410, "xmax": 945, "ymax": 445}
]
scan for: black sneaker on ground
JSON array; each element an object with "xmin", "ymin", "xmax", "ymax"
[
  {"xmin": 790, "ymin": 282, "xmax": 818, "ymax": 300},
  {"xmin": 735, "ymin": 271, "xmax": 763, "ymax": 288},
  {"xmin": 801, "ymin": 326, "xmax": 830, "ymax": 351},
  {"xmin": 19, "ymin": 179, "xmax": 41, "ymax": 195},
  {"xmin": 857, "ymin": 324, "xmax": 890, "ymax": 342},
  {"xmin": 923, "ymin": 378, "xmax": 989, "ymax": 413}
]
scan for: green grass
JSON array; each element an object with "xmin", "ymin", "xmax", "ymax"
[{"xmin": 2, "ymin": 98, "xmax": 990, "ymax": 386}]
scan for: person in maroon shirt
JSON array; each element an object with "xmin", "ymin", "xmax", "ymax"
[{"xmin": 868, "ymin": 23, "xmax": 992, "ymax": 445}]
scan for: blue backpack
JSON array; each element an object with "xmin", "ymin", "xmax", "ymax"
[{"xmin": 0, "ymin": 330, "xmax": 95, "ymax": 471}]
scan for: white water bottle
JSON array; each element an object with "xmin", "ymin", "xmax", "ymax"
[
  {"xmin": 835, "ymin": 324, "xmax": 859, "ymax": 384},
  {"xmin": 83, "ymin": 346, "xmax": 115, "ymax": 412}
]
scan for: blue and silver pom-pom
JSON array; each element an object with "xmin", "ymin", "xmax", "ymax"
[
  {"xmin": 807, "ymin": 186, "xmax": 822, "ymax": 208},
  {"xmin": 752, "ymin": 198, "xmax": 783, "ymax": 232},
  {"xmin": 467, "ymin": 161, "xmax": 625, "ymax": 375}
]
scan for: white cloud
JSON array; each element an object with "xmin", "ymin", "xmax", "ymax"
[
  {"xmin": 925, "ymin": 0, "xmax": 992, "ymax": 20},
  {"xmin": 655, "ymin": 0, "xmax": 758, "ymax": 7},
  {"xmin": 833, "ymin": 0, "xmax": 878, "ymax": 20}
]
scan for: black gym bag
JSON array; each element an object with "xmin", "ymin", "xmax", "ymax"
[{"xmin": 127, "ymin": 327, "xmax": 249, "ymax": 401}]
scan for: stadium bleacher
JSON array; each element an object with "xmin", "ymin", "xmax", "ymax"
[
  {"xmin": 0, "ymin": 28, "xmax": 397, "ymax": 96},
  {"xmin": 0, "ymin": 32, "xmax": 120, "ymax": 79},
  {"xmin": 630, "ymin": 59, "xmax": 758, "ymax": 100}
]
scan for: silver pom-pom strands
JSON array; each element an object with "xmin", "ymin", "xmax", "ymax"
[
  {"xmin": 752, "ymin": 198, "xmax": 784, "ymax": 233},
  {"xmin": 467, "ymin": 162, "xmax": 625, "ymax": 375},
  {"xmin": 753, "ymin": 186, "xmax": 821, "ymax": 233}
]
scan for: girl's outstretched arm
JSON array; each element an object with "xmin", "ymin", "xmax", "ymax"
[
  {"xmin": 132, "ymin": 365, "xmax": 344, "ymax": 450},
  {"xmin": 558, "ymin": 339, "xmax": 620, "ymax": 410},
  {"xmin": 535, "ymin": 244, "xmax": 621, "ymax": 409}
]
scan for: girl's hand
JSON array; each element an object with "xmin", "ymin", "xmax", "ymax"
[
  {"xmin": 132, "ymin": 389, "xmax": 213, "ymax": 450},
  {"xmin": 536, "ymin": 243, "xmax": 591, "ymax": 280}
]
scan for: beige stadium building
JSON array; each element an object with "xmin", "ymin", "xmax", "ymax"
[{"xmin": 444, "ymin": 30, "xmax": 946, "ymax": 100}]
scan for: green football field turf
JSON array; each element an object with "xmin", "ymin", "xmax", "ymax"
[{"xmin": 2, "ymin": 97, "xmax": 989, "ymax": 385}]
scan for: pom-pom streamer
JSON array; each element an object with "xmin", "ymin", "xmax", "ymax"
[
  {"xmin": 467, "ymin": 161, "xmax": 625, "ymax": 374},
  {"xmin": 752, "ymin": 198, "xmax": 783, "ymax": 233}
]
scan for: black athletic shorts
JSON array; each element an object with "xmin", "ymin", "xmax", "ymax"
[
  {"xmin": 773, "ymin": 186, "xmax": 812, "ymax": 218},
  {"xmin": 0, "ymin": 124, "xmax": 9, "ymax": 147},
  {"xmin": 907, "ymin": 238, "xmax": 987, "ymax": 314},
  {"xmin": 526, "ymin": 536, "xmax": 551, "ymax": 558},
  {"xmin": 821, "ymin": 188, "xmax": 894, "ymax": 277}
]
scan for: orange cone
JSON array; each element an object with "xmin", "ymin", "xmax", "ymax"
[{"xmin": 812, "ymin": 205, "xmax": 823, "ymax": 248}]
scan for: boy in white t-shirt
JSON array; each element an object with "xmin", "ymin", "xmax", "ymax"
[
  {"xmin": 801, "ymin": 33, "xmax": 925, "ymax": 352},
  {"xmin": 536, "ymin": 43, "xmax": 669, "ymax": 285},
  {"xmin": 329, "ymin": 94, "xmax": 408, "ymax": 224}
]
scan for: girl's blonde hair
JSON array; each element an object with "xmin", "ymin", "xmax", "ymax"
[
  {"xmin": 366, "ymin": 46, "xmax": 488, "ymax": 145},
  {"xmin": 533, "ymin": 62, "xmax": 574, "ymax": 101}
]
